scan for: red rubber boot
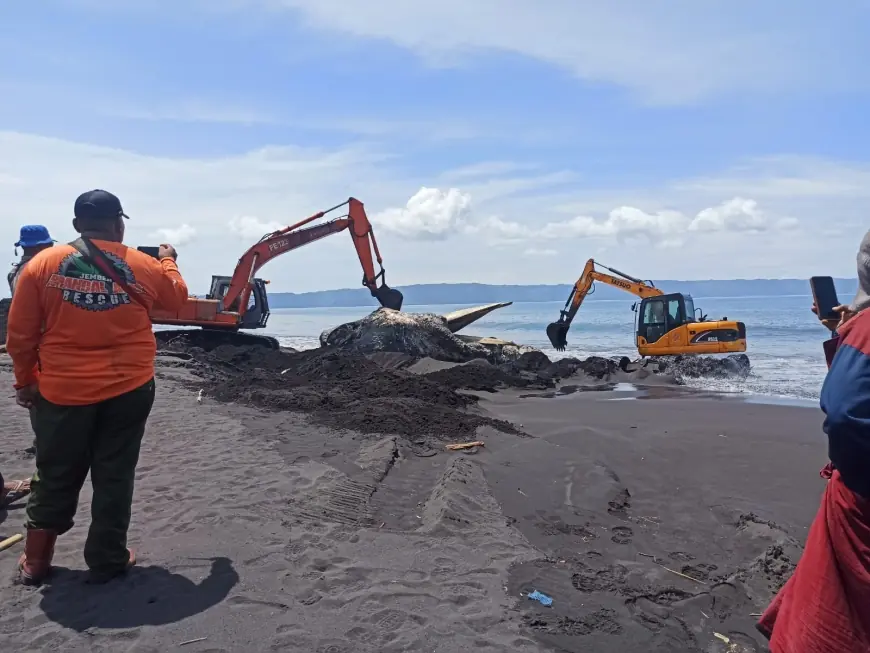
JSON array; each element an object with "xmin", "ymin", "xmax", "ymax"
[{"xmin": 18, "ymin": 528, "xmax": 57, "ymax": 586}]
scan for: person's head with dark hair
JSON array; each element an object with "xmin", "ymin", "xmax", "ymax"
[{"xmin": 72, "ymin": 189, "xmax": 129, "ymax": 242}]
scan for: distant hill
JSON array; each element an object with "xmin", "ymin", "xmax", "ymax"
[{"xmin": 269, "ymin": 278, "xmax": 859, "ymax": 309}]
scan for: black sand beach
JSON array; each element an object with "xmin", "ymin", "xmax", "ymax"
[{"xmin": 0, "ymin": 344, "xmax": 824, "ymax": 652}]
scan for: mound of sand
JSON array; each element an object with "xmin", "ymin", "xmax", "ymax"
[
  {"xmin": 320, "ymin": 308, "xmax": 537, "ymax": 365},
  {"xmin": 421, "ymin": 355, "xmax": 643, "ymax": 393},
  {"xmin": 156, "ymin": 331, "xmax": 754, "ymax": 444},
  {"xmin": 650, "ymin": 354, "xmax": 751, "ymax": 380},
  {"xmin": 153, "ymin": 318, "xmax": 753, "ymax": 455},
  {"xmin": 422, "ymin": 359, "xmax": 555, "ymax": 392},
  {"xmin": 158, "ymin": 336, "xmax": 524, "ymax": 444}
]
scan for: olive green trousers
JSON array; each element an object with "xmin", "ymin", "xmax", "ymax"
[{"xmin": 26, "ymin": 379, "xmax": 155, "ymax": 574}]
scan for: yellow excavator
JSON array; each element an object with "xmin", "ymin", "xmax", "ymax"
[{"xmin": 546, "ymin": 259, "xmax": 747, "ymax": 356}]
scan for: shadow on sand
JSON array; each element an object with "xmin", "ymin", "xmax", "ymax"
[{"xmin": 39, "ymin": 557, "xmax": 238, "ymax": 631}]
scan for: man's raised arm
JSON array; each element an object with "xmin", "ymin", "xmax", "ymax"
[{"xmin": 152, "ymin": 244, "xmax": 188, "ymax": 311}]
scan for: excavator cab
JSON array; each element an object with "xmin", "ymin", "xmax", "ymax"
[
  {"xmin": 636, "ymin": 293, "xmax": 691, "ymax": 344},
  {"xmin": 207, "ymin": 275, "xmax": 271, "ymax": 330},
  {"xmin": 635, "ymin": 293, "xmax": 746, "ymax": 355}
]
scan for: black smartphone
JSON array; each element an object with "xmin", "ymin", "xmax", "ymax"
[
  {"xmin": 810, "ymin": 276, "xmax": 840, "ymax": 321},
  {"xmin": 137, "ymin": 246, "xmax": 160, "ymax": 259}
]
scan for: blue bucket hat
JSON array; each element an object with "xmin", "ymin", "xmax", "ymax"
[{"xmin": 15, "ymin": 225, "xmax": 56, "ymax": 248}]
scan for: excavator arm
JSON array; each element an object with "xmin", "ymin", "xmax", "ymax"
[
  {"xmin": 222, "ymin": 197, "xmax": 403, "ymax": 314},
  {"xmin": 546, "ymin": 259, "xmax": 663, "ymax": 350}
]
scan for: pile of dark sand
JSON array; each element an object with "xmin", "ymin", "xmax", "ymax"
[
  {"xmin": 157, "ymin": 326, "xmax": 752, "ymax": 446},
  {"xmin": 425, "ymin": 354, "xmax": 634, "ymax": 392},
  {"xmin": 159, "ymin": 335, "xmax": 524, "ymax": 444},
  {"xmin": 651, "ymin": 353, "xmax": 751, "ymax": 380},
  {"xmin": 423, "ymin": 359, "xmax": 554, "ymax": 392}
]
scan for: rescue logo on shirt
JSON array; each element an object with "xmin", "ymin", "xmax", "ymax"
[{"xmin": 45, "ymin": 251, "xmax": 144, "ymax": 312}]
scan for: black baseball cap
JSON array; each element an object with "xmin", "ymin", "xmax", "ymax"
[{"xmin": 74, "ymin": 189, "xmax": 130, "ymax": 221}]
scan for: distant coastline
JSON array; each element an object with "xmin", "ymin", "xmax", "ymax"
[
  {"xmin": 2, "ymin": 278, "xmax": 855, "ymax": 307},
  {"xmin": 269, "ymin": 278, "xmax": 859, "ymax": 309}
]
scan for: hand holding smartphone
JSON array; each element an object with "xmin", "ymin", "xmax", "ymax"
[
  {"xmin": 137, "ymin": 246, "xmax": 160, "ymax": 259},
  {"xmin": 810, "ymin": 276, "xmax": 841, "ymax": 321}
]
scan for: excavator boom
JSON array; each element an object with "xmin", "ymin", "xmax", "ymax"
[
  {"xmin": 221, "ymin": 198, "xmax": 402, "ymax": 314},
  {"xmin": 149, "ymin": 198, "xmax": 403, "ymax": 341}
]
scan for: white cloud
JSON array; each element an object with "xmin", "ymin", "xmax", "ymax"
[
  {"xmin": 0, "ymin": 130, "xmax": 408, "ymax": 293},
  {"xmin": 2, "ymin": 129, "xmax": 870, "ymax": 289},
  {"xmin": 539, "ymin": 206, "xmax": 689, "ymax": 242},
  {"xmin": 104, "ymin": 101, "xmax": 279, "ymax": 125},
  {"xmin": 687, "ymin": 198, "xmax": 766, "ymax": 232},
  {"xmin": 523, "ymin": 247, "xmax": 557, "ymax": 257},
  {"xmin": 445, "ymin": 161, "xmax": 542, "ymax": 180},
  {"xmin": 152, "ymin": 223, "xmax": 197, "ymax": 245},
  {"xmin": 249, "ymin": 0, "xmax": 866, "ymax": 103},
  {"xmin": 674, "ymin": 156, "xmax": 870, "ymax": 199},
  {"xmin": 104, "ymin": 102, "xmax": 492, "ymax": 141},
  {"xmin": 473, "ymin": 198, "xmax": 786, "ymax": 247},
  {"xmin": 372, "ymin": 187, "xmax": 471, "ymax": 240},
  {"xmin": 463, "ymin": 215, "xmax": 531, "ymax": 241},
  {"xmin": 228, "ymin": 216, "xmax": 285, "ymax": 239},
  {"xmin": 51, "ymin": 0, "xmax": 867, "ymax": 105},
  {"xmin": 379, "ymin": 188, "xmax": 795, "ymax": 252}
]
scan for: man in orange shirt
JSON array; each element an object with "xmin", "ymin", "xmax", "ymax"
[{"xmin": 5, "ymin": 189, "xmax": 189, "ymax": 585}]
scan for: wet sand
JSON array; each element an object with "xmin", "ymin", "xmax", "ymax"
[{"xmin": 0, "ymin": 350, "xmax": 824, "ymax": 652}]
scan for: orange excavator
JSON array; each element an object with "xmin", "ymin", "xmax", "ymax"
[
  {"xmin": 546, "ymin": 259, "xmax": 747, "ymax": 356},
  {"xmin": 148, "ymin": 197, "xmax": 403, "ymax": 348}
]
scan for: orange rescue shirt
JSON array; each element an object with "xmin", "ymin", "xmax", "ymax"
[{"xmin": 5, "ymin": 241, "xmax": 188, "ymax": 405}]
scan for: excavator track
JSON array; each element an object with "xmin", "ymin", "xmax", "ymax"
[{"xmin": 154, "ymin": 328, "xmax": 280, "ymax": 352}]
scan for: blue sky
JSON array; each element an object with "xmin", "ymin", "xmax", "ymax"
[{"xmin": 2, "ymin": 1, "xmax": 870, "ymax": 292}]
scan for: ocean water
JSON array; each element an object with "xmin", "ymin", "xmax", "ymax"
[{"xmin": 262, "ymin": 294, "xmax": 831, "ymax": 402}]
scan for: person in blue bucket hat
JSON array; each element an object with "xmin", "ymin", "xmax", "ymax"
[
  {"xmin": 8, "ymin": 225, "xmax": 56, "ymax": 295},
  {"xmin": 6, "ymin": 225, "xmax": 56, "ymax": 456}
]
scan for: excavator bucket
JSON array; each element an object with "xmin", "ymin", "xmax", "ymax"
[
  {"xmin": 373, "ymin": 285, "xmax": 404, "ymax": 311},
  {"xmin": 546, "ymin": 320, "xmax": 570, "ymax": 351}
]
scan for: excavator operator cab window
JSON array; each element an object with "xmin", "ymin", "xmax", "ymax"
[
  {"xmin": 239, "ymin": 278, "xmax": 270, "ymax": 330},
  {"xmin": 683, "ymin": 295, "xmax": 696, "ymax": 323},
  {"xmin": 667, "ymin": 298, "xmax": 681, "ymax": 327},
  {"xmin": 639, "ymin": 299, "xmax": 667, "ymax": 343},
  {"xmin": 662, "ymin": 293, "xmax": 690, "ymax": 330},
  {"xmin": 207, "ymin": 276, "xmax": 231, "ymax": 301}
]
